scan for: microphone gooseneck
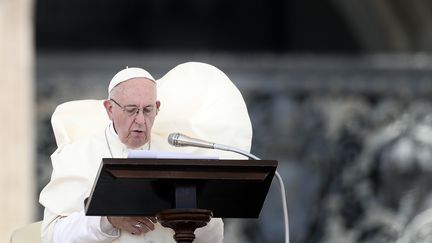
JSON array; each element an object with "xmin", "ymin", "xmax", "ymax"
[
  {"xmin": 167, "ymin": 132, "xmax": 290, "ymax": 243},
  {"xmin": 168, "ymin": 133, "xmax": 259, "ymax": 159}
]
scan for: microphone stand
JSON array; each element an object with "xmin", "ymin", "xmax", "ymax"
[
  {"xmin": 168, "ymin": 133, "xmax": 290, "ymax": 243},
  {"xmin": 213, "ymin": 144, "xmax": 290, "ymax": 243}
]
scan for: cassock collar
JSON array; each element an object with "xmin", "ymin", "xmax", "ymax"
[{"xmin": 106, "ymin": 122, "xmax": 149, "ymax": 158}]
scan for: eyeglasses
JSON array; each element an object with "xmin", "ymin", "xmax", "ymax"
[{"xmin": 110, "ymin": 99, "xmax": 158, "ymax": 118}]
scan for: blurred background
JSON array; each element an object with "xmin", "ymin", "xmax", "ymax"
[{"xmin": 3, "ymin": 0, "xmax": 432, "ymax": 242}]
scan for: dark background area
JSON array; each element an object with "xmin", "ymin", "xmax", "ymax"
[{"xmin": 35, "ymin": 0, "xmax": 360, "ymax": 53}]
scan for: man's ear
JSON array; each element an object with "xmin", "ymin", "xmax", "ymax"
[
  {"xmin": 103, "ymin": 99, "xmax": 114, "ymax": 120},
  {"xmin": 156, "ymin": 100, "xmax": 161, "ymax": 109}
]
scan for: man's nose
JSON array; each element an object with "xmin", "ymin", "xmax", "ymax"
[{"xmin": 134, "ymin": 110, "xmax": 147, "ymax": 124}]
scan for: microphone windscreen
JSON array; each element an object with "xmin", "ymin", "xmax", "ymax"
[{"xmin": 168, "ymin": 133, "xmax": 180, "ymax": 146}]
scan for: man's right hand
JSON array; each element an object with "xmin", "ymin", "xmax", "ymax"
[{"xmin": 107, "ymin": 216, "xmax": 157, "ymax": 235}]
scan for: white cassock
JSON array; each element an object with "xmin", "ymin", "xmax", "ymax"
[
  {"xmin": 39, "ymin": 62, "xmax": 253, "ymax": 243},
  {"xmin": 40, "ymin": 123, "xmax": 224, "ymax": 243}
]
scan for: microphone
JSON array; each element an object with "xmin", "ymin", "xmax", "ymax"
[
  {"xmin": 168, "ymin": 133, "xmax": 215, "ymax": 149},
  {"xmin": 168, "ymin": 133, "xmax": 259, "ymax": 159},
  {"xmin": 167, "ymin": 132, "xmax": 290, "ymax": 243}
]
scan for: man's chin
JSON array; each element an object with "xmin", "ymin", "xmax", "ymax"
[{"xmin": 126, "ymin": 138, "xmax": 148, "ymax": 149}]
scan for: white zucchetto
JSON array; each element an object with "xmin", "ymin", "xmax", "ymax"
[{"xmin": 108, "ymin": 67, "xmax": 155, "ymax": 94}]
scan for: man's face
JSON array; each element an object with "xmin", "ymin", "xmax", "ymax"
[{"xmin": 104, "ymin": 78, "xmax": 160, "ymax": 149}]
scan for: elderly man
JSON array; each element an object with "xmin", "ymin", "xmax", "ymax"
[{"xmin": 39, "ymin": 67, "xmax": 224, "ymax": 243}]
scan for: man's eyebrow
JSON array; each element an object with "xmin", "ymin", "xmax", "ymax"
[
  {"xmin": 124, "ymin": 104, "xmax": 155, "ymax": 108},
  {"xmin": 144, "ymin": 104, "xmax": 156, "ymax": 109},
  {"xmin": 123, "ymin": 104, "xmax": 139, "ymax": 107}
]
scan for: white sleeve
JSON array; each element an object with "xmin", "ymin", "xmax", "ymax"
[
  {"xmin": 48, "ymin": 210, "xmax": 119, "ymax": 243},
  {"xmin": 194, "ymin": 218, "xmax": 224, "ymax": 243}
]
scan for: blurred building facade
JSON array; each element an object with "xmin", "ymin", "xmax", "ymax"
[
  {"xmin": 31, "ymin": 1, "xmax": 432, "ymax": 243},
  {"xmin": 36, "ymin": 53, "xmax": 432, "ymax": 243}
]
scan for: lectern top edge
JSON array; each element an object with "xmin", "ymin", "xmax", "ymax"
[{"xmin": 102, "ymin": 157, "xmax": 278, "ymax": 166}]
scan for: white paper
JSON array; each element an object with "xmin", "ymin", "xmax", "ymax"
[{"xmin": 127, "ymin": 150, "xmax": 219, "ymax": 159}]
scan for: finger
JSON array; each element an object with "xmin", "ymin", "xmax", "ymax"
[
  {"xmin": 125, "ymin": 223, "xmax": 143, "ymax": 235},
  {"xmin": 135, "ymin": 216, "xmax": 156, "ymax": 222},
  {"xmin": 148, "ymin": 217, "xmax": 157, "ymax": 223},
  {"xmin": 138, "ymin": 218, "xmax": 156, "ymax": 231}
]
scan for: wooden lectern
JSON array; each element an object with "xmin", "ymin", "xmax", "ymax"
[{"xmin": 85, "ymin": 158, "xmax": 277, "ymax": 243}]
